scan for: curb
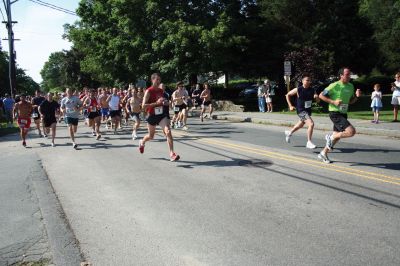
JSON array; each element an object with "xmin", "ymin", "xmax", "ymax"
[{"xmin": 213, "ymin": 114, "xmax": 399, "ymax": 138}]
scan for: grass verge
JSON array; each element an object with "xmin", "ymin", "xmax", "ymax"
[{"xmin": 0, "ymin": 122, "xmax": 19, "ymax": 137}]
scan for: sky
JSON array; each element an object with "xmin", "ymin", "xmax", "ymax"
[{"xmin": 0, "ymin": 0, "xmax": 80, "ymax": 83}]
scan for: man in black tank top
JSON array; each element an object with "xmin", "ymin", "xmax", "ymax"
[{"xmin": 284, "ymin": 75, "xmax": 319, "ymax": 149}]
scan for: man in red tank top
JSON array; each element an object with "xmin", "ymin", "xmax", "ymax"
[{"xmin": 139, "ymin": 73, "xmax": 180, "ymax": 161}]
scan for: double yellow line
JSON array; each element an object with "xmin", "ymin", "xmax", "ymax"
[{"xmin": 173, "ymin": 131, "xmax": 400, "ymax": 186}]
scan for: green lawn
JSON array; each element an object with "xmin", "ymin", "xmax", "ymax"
[
  {"xmin": 279, "ymin": 110, "xmax": 395, "ymax": 122},
  {"xmin": 0, "ymin": 122, "xmax": 19, "ymax": 137}
]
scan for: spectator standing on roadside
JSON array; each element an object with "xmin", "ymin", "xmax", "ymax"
[
  {"xmin": 390, "ymin": 72, "xmax": 400, "ymax": 122},
  {"xmin": 370, "ymin": 84, "xmax": 383, "ymax": 124},
  {"xmin": 265, "ymin": 80, "xmax": 274, "ymax": 112},
  {"xmin": 3, "ymin": 93, "xmax": 15, "ymax": 127},
  {"xmin": 257, "ymin": 82, "xmax": 266, "ymax": 112}
]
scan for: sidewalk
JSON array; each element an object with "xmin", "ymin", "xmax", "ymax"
[
  {"xmin": 0, "ymin": 134, "xmax": 82, "ymax": 266},
  {"xmin": 212, "ymin": 111, "xmax": 399, "ymax": 138}
]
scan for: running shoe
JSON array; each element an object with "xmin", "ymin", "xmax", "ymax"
[
  {"xmin": 325, "ymin": 134, "xmax": 334, "ymax": 150},
  {"xmin": 284, "ymin": 130, "xmax": 291, "ymax": 143},
  {"xmin": 170, "ymin": 152, "xmax": 180, "ymax": 162},
  {"xmin": 132, "ymin": 134, "xmax": 138, "ymax": 140},
  {"xmin": 96, "ymin": 134, "xmax": 101, "ymax": 140},
  {"xmin": 139, "ymin": 140, "xmax": 145, "ymax": 154},
  {"xmin": 73, "ymin": 143, "xmax": 78, "ymax": 149},
  {"xmin": 182, "ymin": 125, "xmax": 188, "ymax": 131},
  {"xmin": 22, "ymin": 141, "xmax": 26, "ymax": 147},
  {"xmin": 51, "ymin": 142, "xmax": 55, "ymax": 147},
  {"xmin": 43, "ymin": 134, "xmax": 48, "ymax": 138},
  {"xmin": 318, "ymin": 152, "xmax": 331, "ymax": 164},
  {"xmin": 306, "ymin": 141, "xmax": 316, "ymax": 149},
  {"xmin": 200, "ymin": 116, "xmax": 204, "ymax": 122},
  {"xmin": 92, "ymin": 131, "xmax": 96, "ymax": 136}
]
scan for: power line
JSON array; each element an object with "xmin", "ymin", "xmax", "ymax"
[
  {"xmin": 34, "ymin": 0, "xmax": 76, "ymax": 14},
  {"xmin": 0, "ymin": 6, "xmax": 5, "ymax": 21},
  {"xmin": 27, "ymin": 0, "xmax": 77, "ymax": 16}
]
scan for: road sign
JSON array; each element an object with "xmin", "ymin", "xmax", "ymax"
[{"xmin": 284, "ymin": 61, "xmax": 291, "ymax": 76}]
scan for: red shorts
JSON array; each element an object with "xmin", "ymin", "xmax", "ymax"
[{"xmin": 17, "ymin": 117, "xmax": 31, "ymax": 129}]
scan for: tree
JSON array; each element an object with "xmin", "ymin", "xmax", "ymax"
[
  {"xmin": 359, "ymin": 0, "xmax": 400, "ymax": 73},
  {"xmin": 0, "ymin": 51, "xmax": 39, "ymax": 96},
  {"xmin": 40, "ymin": 49, "xmax": 98, "ymax": 92},
  {"xmin": 259, "ymin": 0, "xmax": 379, "ymax": 75}
]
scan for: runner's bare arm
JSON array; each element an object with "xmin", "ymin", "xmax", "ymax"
[
  {"xmin": 125, "ymin": 100, "xmax": 131, "ymax": 114},
  {"xmin": 13, "ymin": 104, "xmax": 18, "ymax": 120},
  {"xmin": 285, "ymin": 88, "xmax": 297, "ymax": 110}
]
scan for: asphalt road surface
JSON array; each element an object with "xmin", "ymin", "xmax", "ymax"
[{"xmin": 5, "ymin": 117, "xmax": 400, "ymax": 265}]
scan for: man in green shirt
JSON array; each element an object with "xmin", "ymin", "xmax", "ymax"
[{"xmin": 318, "ymin": 67, "xmax": 361, "ymax": 163}]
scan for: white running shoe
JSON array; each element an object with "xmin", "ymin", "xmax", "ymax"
[
  {"xmin": 318, "ymin": 152, "xmax": 331, "ymax": 164},
  {"xmin": 306, "ymin": 141, "xmax": 316, "ymax": 149},
  {"xmin": 284, "ymin": 130, "xmax": 291, "ymax": 143}
]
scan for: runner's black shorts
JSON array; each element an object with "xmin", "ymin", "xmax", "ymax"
[
  {"xmin": 43, "ymin": 116, "xmax": 57, "ymax": 128},
  {"xmin": 174, "ymin": 104, "xmax": 187, "ymax": 114},
  {"xmin": 88, "ymin": 112, "xmax": 101, "ymax": 120},
  {"xmin": 203, "ymin": 101, "xmax": 212, "ymax": 107},
  {"xmin": 329, "ymin": 112, "xmax": 352, "ymax": 132},
  {"xmin": 110, "ymin": 110, "xmax": 121, "ymax": 118},
  {"xmin": 32, "ymin": 112, "xmax": 41, "ymax": 121},
  {"xmin": 65, "ymin": 117, "xmax": 79, "ymax": 126},
  {"xmin": 146, "ymin": 114, "xmax": 169, "ymax": 126}
]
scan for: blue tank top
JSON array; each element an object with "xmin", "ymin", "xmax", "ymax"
[{"xmin": 296, "ymin": 85, "xmax": 315, "ymax": 114}]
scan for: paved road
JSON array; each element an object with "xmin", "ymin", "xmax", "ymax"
[{"xmin": 3, "ymin": 118, "xmax": 400, "ymax": 265}]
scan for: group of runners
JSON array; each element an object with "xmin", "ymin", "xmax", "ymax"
[
  {"xmin": 12, "ymin": 68, "xmax": 363, "ymax": 163},
  {"xmin": 284, "ymin": 67, "xmax": 361, "ymax": 163},
  {"xmin": 11, "ymin": 73, "xmax": 215, "ymax": 162}
]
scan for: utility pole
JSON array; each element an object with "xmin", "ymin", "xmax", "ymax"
[{"xmin": 3, "ymin": 0, "xmax": 17, "ymax": 98}]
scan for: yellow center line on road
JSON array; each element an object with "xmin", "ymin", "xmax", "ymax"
[{"xmin": 172, "ymin": 131, "xmax": 400, "ymax": 186}]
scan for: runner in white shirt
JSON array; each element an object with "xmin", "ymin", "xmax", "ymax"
[{"xmin": 106, "ymin": 88, "xmax": 121, "ymax": 134}]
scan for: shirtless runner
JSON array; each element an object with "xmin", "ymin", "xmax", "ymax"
[
  {"xmin": 200, "ymin": 83, "xmax": 213, "ymax": 122},
  {"xmin": 124, "ymin": 87, "xmax": 140, "ymax": 140},
  {"xmin": 13, "ymin": 94, "xmax": 33, "ymax": 147}
]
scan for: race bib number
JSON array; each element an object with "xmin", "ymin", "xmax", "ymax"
[
  {"xmin": 339, "ymin": 104, "xmax": 348, "ymax": 112},
  {"xmin": 20, "ymin": 119, "xmax": 27, "ymax": 125},
  {"xmin": 91, "ymin": 107, "xmax": 97, "ymax": 112},
  {"xmin": 32, "ymin": 113, "xmax": 38, "ymax": 118},
  {"xmin": 66, "ymin": 108, "xmax": 74, "ymax": 114},
  {"xmin": 304, "ymin": 101, "xmax": 312, "ymax": 109},
  {"xmin": 174, "ymin": 106, "xmax": 180, "ymax": 112},
  {"xmin": 154, "ymin": 106, "xmax": 163, "ymax": 115}
]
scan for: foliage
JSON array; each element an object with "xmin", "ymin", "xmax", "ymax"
[
  {"xmin": 0, "ymin": 51, "xmax": 39, "ymax": 96},
  {"xmin": 40, "ymin": 49, "xmax": 98, "ymax": 92},
  {"xmin": 359, "ymin": 0, "xmax": 400, "ymax": 72}
]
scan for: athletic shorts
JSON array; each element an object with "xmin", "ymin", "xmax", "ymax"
[
  {"xmin": 173, "ymin": 104, "xmax": 187, "ymax": 114},
  {"xmin": 110, "ymin": 110, "xmax": 121, "ymax": 118},
  {"xmin": 203, "ymin": 101, "xmax": 212, "ymax": 107},
  {"xmin": 32, "ymin": 112, "xmax": 41, "ymax": 121},
  {"xmin": 88, "ymin": 112, "xmax": 101, "ymax": 120},
  {"xmin": 193, "ymin": 99, "xmax": 201, "ymax": 107},
  {"xmin": 131, "ymin": 112, "xmax": 140, "ymax": 122},
  {"xmin": 146, "ymin": 114, "xmax": 169, "ymax": 126},
  {"xmin": 329, "ymin": 112, "xmax": 352, "ymax": 132},
  {"xmin": 65, "ymin": 117, "xmax": 79, "ymax": 126},
  {"xmin": 101, "ymin": 108, "xmax": 109, "ymax": 117},
  {"xmin": 17, "ymin": 117, "xmax": 31, "ymax": 129},
  {"xmin": 297, "ymin": 111, "xmax": 312, "ymax": 122},
  {"xmin": 43, "ymin": 117, "xmax": 57, "ymax": 128}
]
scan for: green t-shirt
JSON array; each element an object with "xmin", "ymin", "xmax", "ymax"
[{"xmin": 324, "ymin": 81, "xmax": 355, "ymax": 113}]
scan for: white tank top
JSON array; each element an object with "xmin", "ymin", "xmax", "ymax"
[{"xmin": 109, "ymin": 95, "xmax": 120, "ymax": 110}]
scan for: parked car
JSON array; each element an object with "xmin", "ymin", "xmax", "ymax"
[{"xmin": 238, "ymin": 84, "xmax": 258, "ymax": 98}]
